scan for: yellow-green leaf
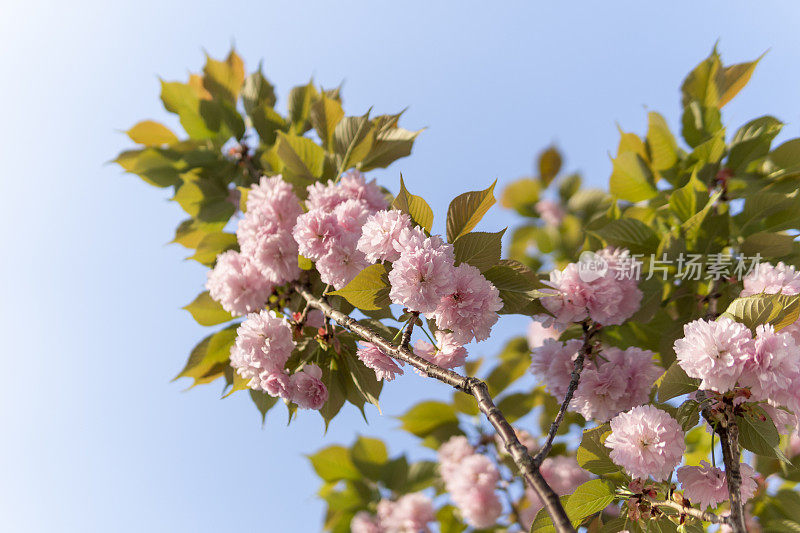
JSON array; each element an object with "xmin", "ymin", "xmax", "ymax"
[
  {"xmin": 328, "ymin": 263, "xmax": 391, "ymax": 311},
  {"xmin": 126, "ymin": 120, "xmax": 179, "ymax": 146},
  {"xmin": 446, "ymin": 181, "xmax": 497, "ymax": 242},
  {"xmin": 183, "ymin": 291, "xmax": 234, "ymax": 326},
  {"xmin": 392, "ymin": 176, "xmax": 434, "ymax": 232}
]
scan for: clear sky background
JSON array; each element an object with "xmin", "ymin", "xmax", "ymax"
[{"xmin": 2, "ymin": 1, "xmax": 800, "ymax": 531}]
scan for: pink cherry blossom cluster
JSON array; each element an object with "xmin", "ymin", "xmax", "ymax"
[
  {"xmin": 229, "ymin": 310, "xmax": 328, "ymax": 409},
  {"xmin": 206, "ymin": 175, "xmax": 304, "ymax": 316},
  {"xmin": 519, "ymin": 456, "xmax": 591, "ymax": 529},
  {"xmin": 541, "ymin": 247, "xmax": 642, "ymax": 326},
  {"xmin": 605, "ymin": 405, "xmax": 686, "ymax": 481},
  {"xmin": 529, "ymin": 340, "xmax": 661, "ymax": 422},
  {"xmin": 437, "ymin": 436, "xmax": 503, "ymax": 528},
  {"xmin": 293, "ymin": 171, "xmax": 388, "ymax": 289},
  {"xmin": 676, "ymin": 460, "xmax": 758, "ymax": 510},
  {"xmin": 350, "ymin": 492, "xmax": 435, "ymax": 533},
  {"xmin": 674, "ymin": 318, "xmax": 800, "ymax": 413}
]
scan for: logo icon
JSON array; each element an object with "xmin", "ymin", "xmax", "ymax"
[{"xmin": 577, "ymin": 251, "xmax": 608, "ymax": 282}]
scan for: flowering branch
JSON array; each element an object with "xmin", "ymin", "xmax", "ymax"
[
  {"xmin": 533, "ymin": 320, "xmax": 597, "ymax": 467},
  {"xmin": 642, "ymin": 496, "xmax": 728, "ymax": 525},
  {"xmin": 293, "ymin": 283, "xmax": 576, "ymax": 533}
]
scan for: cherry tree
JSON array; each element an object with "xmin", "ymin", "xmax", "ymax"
[{"xmin": 116, "ymin": 47, "xmax": 800, "ymax": 532}]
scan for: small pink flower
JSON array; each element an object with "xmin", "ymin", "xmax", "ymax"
[
  {"xmin": 357, "ymin": 342, "xmax": 404, "ymax": 381},
  {"xmin": 262, "ymin": 370, "xmax": 293, "ymax": 400},
  {"xmin": 527, "ymin": 315, "xmax": 562, "ymax": 349},
  {"xmin": 674, "ymin": 318, "xmax": 753, "ymax": 393},
  {"xmin": 740, "ymin": 324, "xmax": 800, "ymax": 404},
  {"xmin": 334, "ymin": 198, "xmax": 372, "ymax": 235},
  {"xmin": 529, "ymin": 339, "xmax": 582, "ymax": 400},
  {"xmin": 350, "ymin": 512, "xmax": 381, "ymax": 533},
  {"xmin": 677, "ymin": 461, "xmax": 728, "ymax": 509},
  {"xmin": 378, "ymin": 492, "xmax": 435, "ymax": 533},
  {"xmin": 357, "ymin": 210, "xmax": 412, "ymax": 263},
  {"xmin": 741, "ymin": 261, "xmax": 800, "ymax": 297},
  {"xmin": 316, "ymin": 234, "xmax": 370, "ymax": 289},
  {"xmin": 292, "ymin": 209, "xmax": 342, "ymax": 261},
  {"xmin": 245, "ymin": 175, "xmax": 302, "ymax": 231},
  {"xmin": 536, "ymin": 199, "xmax": 565, "ymax": 226},
  {"xmin": 339, "ymin": 170, "xmax": 389, "ymax": 212},
  {"xmin": 431, "ymin": 263, "xmax": 503, "ymax": 344},
  {"xmin": 388, "ymin": 237, "xmax": 456, "ymax": 313},
  {"xmin": 290, "ymin": 364, "xmax": 328, "ymax": 410},
  {"xmin": 605, "ymin": 405, "xmax": 685, "ymax": 481},
  {"xmin": 230, "ymin": 310, "xmax": 295, "ymax": 391},
  {"xmin": 413, "ymin": 331, "xmax": 468, "ymax": 369},
  {"xmin": 206, "ymin": 250, "xmax": 273, "ymax": 316},
  {"xmin": 242, "ymin": 229, "xmax": 301, "ymax": 285}
]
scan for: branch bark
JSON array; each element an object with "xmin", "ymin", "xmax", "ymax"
[
  {"xmin": 700, "ymin": 399, "xmax": 746, "ymax": 533},
  {"xmin": 533, "ymin": 320, "xmax": 595, "ymax": 467},
  {"xmin": 293, "ymin": 283, "xmax": 576, "ymax": 533}
]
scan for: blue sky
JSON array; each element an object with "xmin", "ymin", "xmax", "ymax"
[{"xmin": 2, "ymin": 1, "xmax": 800, "ymax": 531}]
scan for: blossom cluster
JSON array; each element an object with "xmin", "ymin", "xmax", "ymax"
[
  {"xmin": 676, "ymin": 461, "xmax": 758, "ymax": 509},
  {"xmin": 437, "ymin": 436, "xmax": 503, "ymax": 528},
  {"xmin": 541, "ymin": 247, "xmax": 643, "ymax": 326},
  {"xmin": 673, "ymin": 262, "xmax": 800, "ymax": 426},
  {"xmin": 209, "ymin": 172, "xmax": 506, "ymax": 407},
  {"xmin": 529, "ymin": 334, "xmax": 661, "ymax": 422},
  {"xmin": 350, "ymin": 492, "xmax": 435, "ymax": 533}
]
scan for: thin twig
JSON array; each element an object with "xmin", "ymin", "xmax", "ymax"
[
  {"xmin": 533, "ymin": 320, "xmax": 596, "ymax": 467},
  {"xmin": 717, "ymin": 403, "xmax": 746, "ymax": 533},
  {"xmin": 293, "ymin": 283, "xmax": 576, "ymax": 533},
  {"xmin": 643, "ymin": 496, "xmax": 728, "ymax": 525},
  {"xmin": 400, "ymin": 311, "xmax": 419, "ymax": 349}
]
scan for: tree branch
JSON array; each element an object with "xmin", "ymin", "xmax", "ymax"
[
  {"xmin": 293, "ymin": 283, "xmax": 576, "ymax": 533},
  {"xmin": 400, "ymin": 311, "xmax": 419, "ymax": 350},
  {"xmin": 533, "ymin": 320, "xmax": 596, "ymax": 467},
  {"xmin": 643, "ymin": 496, "xmax": 728, "ymax": 525},
  {"xmin": 717, "ymin": 404, "xmax": 746, "ymax": 533}
]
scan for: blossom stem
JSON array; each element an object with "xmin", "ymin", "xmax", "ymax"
[
  {"xmin": 642, "ymin": 496, "xmax": 728, "ymax": 525},
  {"xmin": 533, "ymin": 320, "xmax": 596, "ymax": 467},
  {"xmin": 293, "ymin": 283, "xmax": 577, "ymax": 533},
  {"xmin": 399, "ymin": 311, "xmax": 419, "ymax": 349}
]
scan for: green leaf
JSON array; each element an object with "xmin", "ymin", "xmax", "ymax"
[
  {"xmin": 538, "ymin": 146, "xmax": 562, "ymax": 186},
  {"xmin": 737, "ymin": 405, "xmax": 784, "ymax": 460},
  {"xmin": 398, "ymin": 401, "xmax": 458, "ymax": 438},
  {"xmin": 770, "ymin": 139, "xmax": 800, "ymax": 173},
  {"xmin": 717, "ymin": 55, "xmax": 762, "ymax": 107},
  {"xmin": 681, "ymin": 48, "xmax": 722, "ymax": 108},
  {"xmin": 175, "ymin": 324, "xmax": 237, "ymax": 381},
  {"xmin": 485, "ymin": 338, "xmax": 532, "ymax": 396},
  {"xmin": 483, "ymin": 260, "xmax": 548, "ymax": 315},
  {"xmin": 183, "ymin": 291, "xmax": 234, "ymax": 326},
  {"xmin": 349, "ymin": 436, "xmax": 388, "ymax": 480},
  {"xmin": 276, "ymin": 131, "xmax": 326, "ymax": 184},
  {"xmin": 681, "ymin": 101, "xmax": 722, "ymax": 148},
  {"xmin": 564, "ymin": 479, "xmax": 616, "ymax": 526},
  {"xmin": 360, "ymin": 126, "xmax": 422, "ymax": 171},
  {"xmin": 391, "ymin": 176, "xmax": 434, "ymax": 232},
  {"xmin": 160, "ymin": 80, "xmax": 222, "ymax": 140},
  {"xmin": 646, "ymin": 112, "xmax": 678, "ymax": 171},
  {"xmin": 287, "ymin": 81, "xmax": 319, "ymax": 134},
  {"xmin": 403, "ymin": 460, "xmax": 439, "ymax": 492},
  {"xmin": 310, "ymin": 94, "xmax": 345, "ymax": 149},
  {"xmin": 530, "ymin": 495, "xmax": 569, "ymax": 533},
  {"xmin": 721, "ymin": 293, "xmax": 800, "ymax": 332},
  {"xmin": 657, "ymin": 362, "xmax": 699, "ymax": 402},
  {"xmin": 328, "ymin": 263, "xmax": 391, "ymax": 311},
  {"xmin": 201, "ymin": 49, "xmax": 244, "ymax": 104},
  {"xmin": 249, "ymin": 390, "xmax": 279, "ymax": 423},
  {"xmin": 113, "ymin": 147, "xmax": 182, "ymax": 188},
  {"xmin": 172, "ymin": 170, "xmax": 235, "ymax": 223},
  {"xmin": 308, "ymin": 445, "xmax": 361, "ymax": 482},
  {"xmin": 609, "ymin": 152, "xmax": 657, "ymax": 202},
  {"xmin": 675, "ymin": 399, "xmax": 701, "ymax": 432},
  {"xmin": 453, "ymin": 229, "xmax": 505, "ymax": 272},
  {"xmin": 728, "ymin": 116, "xmax": 783, "ymax": 171},
  {"xmin": 126, "ymin": 120, "xmax": 178, "ymax": 146},
  {"xmin": 501, "ymin": 178, "xmax": 541, "ymax": 215},
  {"xmin": 171, "ymin": 218, "xmax": 227, "ymax": 249},
  {"xmin": 593, "ymin": 218, "xmax": 659, "ymax": 255},
  {"xmin": 496, "ymin": 391, "xmax": 544, "ymax": 422},
  {"xmin": 334, "ymin": 114, "xmax": 374, "ymax": 172},
  {"xmin": 188, "ymin": 232, "xmax": 238, "ymax": 266},
  {"xmin": 741, "ymin": 232, "xmax": 797, "ymax": 258},
  {"xmin": 250, "ymin": 104, "xmax": 287, "ymax": 146},
  {"xmin": 241, "ymin": 68, "xmax": 276, "ymax": 115},
  {"xmin": 577, "ymin": 424, "xmax": 620, "ymax": 476},
  {"xmin": 446, "ymin": 181, "xmax": 497, "ymax": 242},
  {"xmin": 669, "ymin": 175, "xmax": 707, "ymax": 222}
]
